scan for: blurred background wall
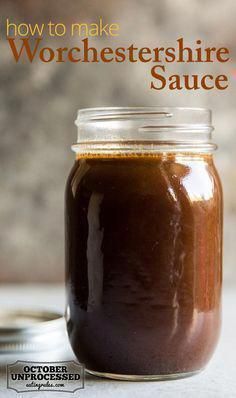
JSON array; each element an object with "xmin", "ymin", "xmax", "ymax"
[{"xmin": 0, "ymin": 0, "xmax": 235, "ymax": 283}]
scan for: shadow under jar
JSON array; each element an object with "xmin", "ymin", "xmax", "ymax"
[{"xmin": 65, "ymin": 107, "xmax": 223, "ymax": 381}]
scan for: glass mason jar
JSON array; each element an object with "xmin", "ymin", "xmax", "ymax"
[{"xmin": 65, "ymin": 107, "xmax": 223, "ymax": 381}]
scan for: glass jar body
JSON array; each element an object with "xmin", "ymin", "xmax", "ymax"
[{"xmin": 65, "ymin": 153, "xmax": 222, "ymax": 380}]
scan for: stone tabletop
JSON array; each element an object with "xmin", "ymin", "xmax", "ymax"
[{"xmin": 0, "ymin": 284, "xmax": 235, "ymax": 398}]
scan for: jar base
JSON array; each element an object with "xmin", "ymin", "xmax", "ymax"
[{"xmin": 86, "ymin": 368, "xmax": 202, "ymax": 381}]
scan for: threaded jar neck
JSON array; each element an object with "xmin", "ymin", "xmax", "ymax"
[{"xmin": 72, "ymin": 107, "xmax": 216, "ymax": 155}]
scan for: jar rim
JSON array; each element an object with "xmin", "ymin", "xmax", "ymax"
[
  {"xmin": 73, "ymin": 106, "xmax": 216, "ymax": 154},
  {"xmin": 76, "ymin": 106, "xmax": 212, "ymax": 121}
]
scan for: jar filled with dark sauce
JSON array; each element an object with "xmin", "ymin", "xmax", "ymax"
[{"xmin": 65, "ymin": 107, "xmax": 223, "ymax": 380}]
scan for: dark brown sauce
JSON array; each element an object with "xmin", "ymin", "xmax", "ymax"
[{"xmin": 65, "ymin": 154, "xmax": 222, "ymax": 375}]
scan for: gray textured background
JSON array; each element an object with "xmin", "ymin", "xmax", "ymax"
[{"xmin": 0, "ymin": 0, "xmax": 235, "ymax": 283}]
